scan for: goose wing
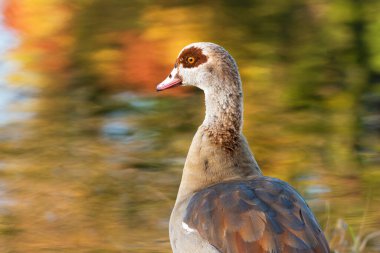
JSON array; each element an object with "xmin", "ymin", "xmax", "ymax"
[{"xmin": 184, "ymin": 177, "xmax": 330, "ymax": 253}]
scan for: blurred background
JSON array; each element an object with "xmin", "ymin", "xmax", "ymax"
[{"xmin": 0, "ymin": 0, "xmax": 379, "ymax": 252}]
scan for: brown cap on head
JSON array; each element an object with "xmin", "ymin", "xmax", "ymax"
[{"xmin": 176, "ymin": 46, "xmax": 208, "ymax": 69}]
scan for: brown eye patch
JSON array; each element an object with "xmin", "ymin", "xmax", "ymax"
[{"xmin": 176, "ymin": 46, "xmax": 208, "ymax": 68}]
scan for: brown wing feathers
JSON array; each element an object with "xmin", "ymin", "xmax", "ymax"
[{"xmin": 184, "ymin": 177, "xmax": 330, "ymax": 253}]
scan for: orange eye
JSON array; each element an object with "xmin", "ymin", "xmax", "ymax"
[{"xmin": 187, "ymin": 57, "xmax": 195, "ymax": 64}]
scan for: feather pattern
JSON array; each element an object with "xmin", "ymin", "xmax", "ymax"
[{"xmin": 184, "ymin": 177, "xmax": 330, "ymax": 253}]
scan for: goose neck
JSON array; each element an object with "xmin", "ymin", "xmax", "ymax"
[{"xmin": 203, "ymin": 88, "xmax": 243, "ymax": 142}]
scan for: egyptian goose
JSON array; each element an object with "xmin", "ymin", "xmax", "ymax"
[{"xmin": 157, "ymin": 42, "xmax": 330, "ymax": 253}]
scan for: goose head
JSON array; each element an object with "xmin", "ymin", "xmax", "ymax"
[{"xmin": 156, "ymin": 42, "xmax": 242, "ymax": 94}]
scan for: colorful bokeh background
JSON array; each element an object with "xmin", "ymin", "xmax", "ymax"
[{"xmin": 0, "ymin": 0, "xmax": 379, "ymax": 252}]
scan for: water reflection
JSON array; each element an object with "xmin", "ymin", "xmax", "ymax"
[
  {"xmin": 0, "ymin": 0, "xmax": 379, "ymax": 252},
  {"xmin": 0, "ymin": 11, "xmax": 33, "ymax": 127}
]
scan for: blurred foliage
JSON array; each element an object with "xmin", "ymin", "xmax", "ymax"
[{"xmin": 0, "ymin": 0, "xmax": 379, "ymax": 252}]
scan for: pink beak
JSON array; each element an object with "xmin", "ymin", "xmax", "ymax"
[{"xmin": 156, "ymin": 69, "xmax": 182, "ymax": 91}]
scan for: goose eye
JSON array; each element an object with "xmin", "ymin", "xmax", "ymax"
[{"xmin": 187, "ymin": 57, "xmax": 195, "ymax": 64}]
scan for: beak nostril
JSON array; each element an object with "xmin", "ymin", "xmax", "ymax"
[{"xmin": 169, "ymin": 74, "xmax": 172, "ymax": 78}]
